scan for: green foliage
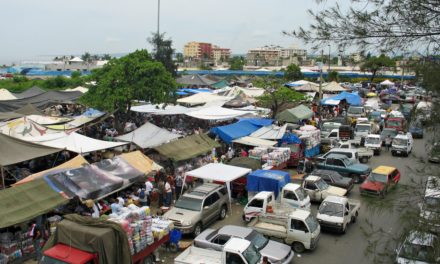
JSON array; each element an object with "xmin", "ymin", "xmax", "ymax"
[
  {"xmin": 283, "ymin": 63, "xmax": 303, "ymax": 81},
  {"xmin": 148, "ymin": 33, "xmax": 177, "ymax": 76},
  {"xmin": 101, "ymin": 54, "xmax": 112, "ymax": 60},
  {"xmin": 81, "ymin": 50, "xmax": 176, "ymax": 113},
  {"xmin": 328, "ymin": 71, "xmax": 338, "ymax": 82},
  {"xmin": 256, "ymin": 78, "xmax": 304, "ymax": 118},
  {"xmin": 360, "ymin": 55, "xmax": 395, "ymax": 82},
  {"xmin": 229, "ymin": 56, "xmax": 245, "ymax": 70},
  {"xmin": 71, "ymin": 71, "xmax": 81, "ymax": 79}
]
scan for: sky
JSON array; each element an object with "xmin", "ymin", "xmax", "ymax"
[{"xmin": 0, "ymin": 0, "xmax": 333, "ymax": 64}]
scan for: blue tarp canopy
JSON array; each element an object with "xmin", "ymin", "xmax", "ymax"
[
  {"xmin": 211, "ymin": 119, "xmax": 273, "ymax": 144},
  {"xmin": 278, "ymin": 132, "xmax": 301, "ymax": 145},
  {"xmin": 176, "ymin": 91, "xmax": 189, "ymax": 96},
  {"xmin": 321, "ymin": 91, "xmax": 362, "ymax": 106},
  {"xmin": 179, "ymin": 88, "xmax": 213, "ymax": 94},
  {"xmin": 237, "ymin": 118, "xmax": 273, "ymax": 127},
  {"xmin": 246, "ymin": 170, "xmax": 291, "ymax": 198}
]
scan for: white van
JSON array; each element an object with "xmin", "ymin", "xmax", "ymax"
[
  {"xmin": 391, "ymin": 132, "xmax": 413, "ymax": 157},
  {"xmin": 419, "ymin": 176, "xmax": 440, "ymax": 233}
]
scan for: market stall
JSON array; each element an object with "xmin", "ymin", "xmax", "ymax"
[
  {"xmin": 248, "ymin": 147, "xmax": 291, "ymax": 170},
  {"xmin": 294, "ymin": 126, "xmax": 320, "ymax": 157},
  {"xmin": 246, "ymin": 170, "xmax": 291, "ymax": 199}
]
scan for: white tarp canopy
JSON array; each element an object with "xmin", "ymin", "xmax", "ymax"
[
  {"xmin": 185, "ymin": 106, "xmax": 250, "ymax": 120},
  {"xmin": 233, "ymin": 136, "xmax": 278, "ymax": 147},
  {"xmin": 250, "ymin": 124, "xmax": 287, "ymax": 140},
  {"xmin": 27, "ymin": 115, "xmax": 73, "ymax": 125},
  {"xmin": 115, "ymin": 122, "xmax": 180, "ymax": 149},
  {"xmin": 286, "ymin": 80, "xmax": 315, "ymax": 87},
  {"xmin": 65, "ymin": 86, "xmax": 89, "ymax": 93},
  {"xmin": 0, "ymin": 89, "xmax": 17, "ymax": 100},
  {"xmin": 322, "ymin": 99, "xmax": 340, "ymax": 106},
  {"xmin": 130, "ymin": 104, "xmax": 194, "ymax": 115},
  {"xmin": 184, "ymin": 163, "xmax": 251, "ymax": 211},
  {"xmin": 177, "ymin": 93, "xmax": 231, "ymax": 106},
  {"xmin": 322, "ymin": 81, "xmax": 348, "ymax": 92},
  {"xmin": 35, "ymin": 132, "xmax": 128, "ymax": 154},
  {"xmin": 216, "ymin": 86, "xmax": 265, "ymax": 98},
  {"xmin": 380, "ymin": 80, "xmax": 395, "ymax": 86}
]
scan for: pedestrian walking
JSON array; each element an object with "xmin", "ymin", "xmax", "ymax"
[
  {"xmin": 145, "ymin": 177, "xmax": 154, "ymax": 206},
  {"xmin": 157, "ymin": 180, "xmax": 165, "ymax": 208},
  {"xmin": 175, "ymin": 172, "xmax": 183, "ymax": 200},
  {"xmin": 165, "ymin": 179, "xmax": 173, "ymax": 207},
  {"xmin": 385, "ymin": 135, "xmax": 392, "ymax": 151}
]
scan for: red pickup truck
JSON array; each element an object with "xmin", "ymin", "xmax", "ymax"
[
  {"xmin": 359, "ymin": 166, "xmax": 400, "ymax": 198},
  {"xmin": 385, "ymin": 117, "xmax": 406, "ymax": 132}
]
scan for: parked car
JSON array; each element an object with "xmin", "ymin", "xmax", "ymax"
[
  {"xmin": 385, "ymin": 117, "xmax": 407, "ymax": 132},
  {"xmin": 194, "ymin": 225, "xmax": 294, "ymax": 264},
  {"xmin": 428, "ymin": 143, "xmax": 440, "ymax": 163},
  {"xmin": 359, "ymin": 166, "xmax": 400, "ymax": 198},
  {"xmin": 317, "ymin": 148, "xmax": 360, "ymax": 164},
  {"xmin": 301, "ymin": 175, "xmax": 347, "ymax": 202},
  {"xmin": 316, "ymin": 154, "xmax": 371, "ymax": 183},
  {"xmin": 308, "ymin": 169, "xmax": 354, "ymax": 194},
  {"xmin": 347, "ymin": 106, "xmax": 366, "ymax": 119},
  {"xmin": 316, "ymin": 196, "xmax": 361, "ymax": 234},
  {"xmin": 395, "ymin": 231, "xmax": 440, "ymax": 264},
  {"xmin": 364, "ymin": 134, "xmax": 382, "ymax": 155},
  {"xmin": 335, "ymin": 141, "xmax": 374, "ymax": 163},
  {"xmin": 163, "ymin": 183, "xmax": 229, "ymax": 236},
  {"xmin": 380, "ymin": 128, "xmax": 398, "ymax": 145},
  {"xmin": 409, "ymin": 120, "xmax": 424, "ymax": 138},
  {"xmin": 391, "ymin": 133, "xmax": 413, "ymax": 157},
  {"xmin": 320, "ymin": 122, "xmax": 342, "ymax": 139},
  {"xmin": 419, "ymin": 176, "xmax": 440, "ymax": 233}
]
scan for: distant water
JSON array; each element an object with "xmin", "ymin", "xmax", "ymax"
[{"xmin": 0, "ymin": 53, "xmax": 128, "ymax": 66}]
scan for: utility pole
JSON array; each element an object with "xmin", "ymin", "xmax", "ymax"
[
  {"xmin": 157, "ymin": 0, "xmax": 160, "ymax": 36},
  {"xmin": 319, "ymin": 49, "xmax": 324, "ymax": 119},
  {"xmin": 328, "ymin": 44, "xmax": 331, "ymax": 72}
]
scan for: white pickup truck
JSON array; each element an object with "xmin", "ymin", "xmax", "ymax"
[
  {"xmin": 243, "ymin": 183, "xmax": 311, "ymax": 222},
  {"xmin": 248, "ymin": 210, "xmax": 320, "ymax": 253},
  {"xmin": 316, "ymin": 196, "xmax": 361, "ymax": 234},
  {"xmin": 302, "ymin": 175, "xmax": 347, "ymax": 202},
  {"xmin": 336, "ymin": 140, "xmax": 374, "ymax": 163},
  {"xmin": 174, "ymin": 237, "xmax": 262, "ymax": 264},
  {"xmin": 364, "ymin": 134, "xmax": 382, "ymax": 155}
]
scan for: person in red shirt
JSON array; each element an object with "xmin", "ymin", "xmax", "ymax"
[{"xmin": 241, "ymin": 149, "xmax": 248, "ymax": 157}]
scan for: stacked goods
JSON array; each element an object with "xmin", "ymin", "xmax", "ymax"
[
  {"xmin": 250, "ymin": 147, "xmax": 291, "ymax": 167},
  {"xmin": 0, "ymin": 231, "xmax": 28, "ymax": 262},
  {"xmin": 249, "ymin": 147, "xmax": 268, "ymax": 160},
  {"xmin": 151, "ymin": 218, "xmax": 174, "ymax": 240}
]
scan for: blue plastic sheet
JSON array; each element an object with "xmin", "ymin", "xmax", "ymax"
[
  {"xmin": 278, "ymin": 133, "xmax": 301, "ymax": 145},
  {"xmin": 321, "ymin": 91, "xmax": 362, "ymax": 106},
  {"xmin": 246, "ymin": 170, "xmax": 291, "ymax": 198},
  {"xmin": 211, "ymin": 119, "xmax": 273, "ymax": 144}
]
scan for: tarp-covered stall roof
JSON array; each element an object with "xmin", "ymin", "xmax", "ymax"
[
  {"xmin": 130, "ymin": 104, "xmax": 193, "ymax": 115},
  {"xmin": 119, "ymin": 151, "xmax": 161, "ymax": 175},
  {"xmin": 177, "ymin": 93, "xmax": 231, "ymax": 106},
  {"xmin": 0, "ymin": 111, "xmax": 23, "ymax": 122},
  {"xmin": 185, "ymin": 106, "xmax": 249, "ymax": 120},
  {"xmin": 176, "ymin": 74, "xmax": 217, "ymax": 86},
  {"xmin": 0, "ymin": 117, "xmax": 62, "ymax": 138},
  {"xmin": 12, "ymin": 86, "xmax": 46, "ymax": 99},
  {"xmin": 320, "ymin": 91, "xmax": 362, "ymax": 106},
  {"xmin": 14, "ymin": 103, "xmax": 43, "ymax": 115},
  {"xmin": 0, "ymin": 179, "xmax": 68, "ymax": 228},
  {"xmin": 0, "ymin": 133, "xmax": 62, "ymax": 166},
  {"xmin": 250, "ymin": 124, "xmax": 287, "ymax": 140},
  {"xmin": 154, "ymin": 134, "xmax": 220, "ymax": 161},
  {"xmin": 232, "ymin": 136, "xmax": 277, "ymax": 147},
  {"xmin": 246, "ymin": 170, "xmax": 291, "ymax": 198},
  {"xmin": 116, "ymin": 122, "xmax": 180, "ymax": 149},
  {"xmin": 0, "ymin": 89, "xmax": 17, "ymax": 100},
  {"xmin": 276, "ymin": 105, "xmax": 314, "ymax": 123},
  {"xmin": 211, "ymin": 119, "xmax": 269, "ymax": 144},
  {"xmin": 227, "ymin": 157, "xmax": 261, "ymax": 171}
]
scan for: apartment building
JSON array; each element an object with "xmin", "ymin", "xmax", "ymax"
[
  {"xmin": 212, "ymin": 46, "xmax": 231, "ymax": 64},
  {"xmin": 183, "ymin": 41, "xmax": 213, "ymax": 59},
  {"xmin": 246, "ymin": 45, "xmax": 282, "ymax": 66}
]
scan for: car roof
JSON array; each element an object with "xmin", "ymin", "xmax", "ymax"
[
  {"xmin": 394, "ymin": 134, "xmax": 408, "ymax": 139},
  {"xmin": 218, "ymin": 225, "xmax": 252, "ymax": 238},
  {"xmin": 253, "ymin": 191, "xmax": 273, "ymax": 199},
  {"xmin": 407, "ymin": 231, "xmax": 437, "ymax": 247},
  {"xmin": 305, "ymin": 175, "xmax": 322, "ymax": 181},
  {"xmin": 184, "ymin": 183, "xmax": 223, "ymax": 199},
  {"xmin": 373, "ymin": 166, "xmax": 396, "ymax": 175},
  {"xmin": 326, "ymin": 153, "xmax": 351, "ymax": 159},
  {"xmin": 311, "ymin": 169, "xmax": 341, "ymax": 177},
  {"xmin": 324, "ymin": 195, "xmax": 347, "ymax": 204},
  {"xmin": 425, "ymin": 176, "xmax": 440, "ymax": 198},
  {"xmin": 224, "ymin": 238, "xmax": 251, "ymax": 253},
  {"xmin": 367, "ymin": 134, "xmax": 381, "ymax": 138},
  {"xmin": 329, "ymin": 148, "xmax": 357, "ymax": 154},
  {"xmin": 290, "ymin": 209, "xmax": 311, "ymax": 220}
]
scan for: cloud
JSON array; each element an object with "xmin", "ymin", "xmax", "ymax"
[
  {"xmin": 105, "ymin": 37, "xmax": 121, "ymax": 43},
  {"xmin": 250, "ymin": 30, "xmax": 270, "ymax": 39}
]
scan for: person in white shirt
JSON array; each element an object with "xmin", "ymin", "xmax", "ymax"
[
  {"xmin": 164, "ymin": 180, "xmax": 172, "ymax": 207},
  {"xmin": 145, "ymin": 178, "xmax": 154, "ymax": 206},
  {"xmin": 116, "ymin": 196, "xmax": 125, "ymax": 206}
]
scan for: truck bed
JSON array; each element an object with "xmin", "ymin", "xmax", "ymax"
[
  {"xmin": 175, "ymin": 246, "xmax": 222, "ymax": 264},
  {"xmin": 248, "ymin": 218, "xmax": 287, "ymax": 239}
]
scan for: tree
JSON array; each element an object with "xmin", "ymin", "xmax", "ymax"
[
  {"xmin": 101, "ymin": 54, "xmax": 112, "ymax": 60},
  {"xmin": 256, "ymin": 78, "xmax": 304, "ymax": 118},
  {"xmin": 81, "ymin": 52, "xmax": 92, "ymax": 63},
  {"xmin": 71, "ymin": 71, "xmax": 81, "ymax": 79},
  {"xmin": 360, "ymin": 55, "xmax": 395, "ymax": 82},
  {"xmin": 229, "ymin": 56, "xmax": 245, "ymax": 70},
  {"xmin": 148, "ymin": 33, "xmax": 177, "ymax": 76},
  {"xmin": 283, "ymin": 63, "xmax": 303, "ymax": 81},
  {"xmin": 328, "ymin": 71, "xmax": 338, "ymax": 82},
  {"xmin": 287, "ymin": 0, "xmax": 440, "ymax": 53},
  {"xmin": 81, "ymin": 50, "xmax": 176, "ymax": 116}
]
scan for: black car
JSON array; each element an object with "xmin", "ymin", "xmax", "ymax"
[{"xmin": 308, "ymin": 169, "xmax": 354, "ymax": 193}]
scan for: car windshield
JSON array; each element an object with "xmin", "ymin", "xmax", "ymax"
[
  {"xmin": 305, "ymin": 215, "xmax": 319, "ymax": 233},
  {"xmin": 369, "ymin": 173, "xmax": 388, "ymax": 183},
  {"xmin": 319, "ymin": 201, "xmax": 344, "ymax": 217},
  {"xmin": 399, "ymin": 242, "xmax": 436, "ymax": 262},
  {"xmin": 246, "ymin": 231, "xmax": 269, "ymax": 250},
  {"xmin": 242, "ymin": 244, "xmax": 261, "ymax": 264},
  {"xmin": 430, "ymin": 145, "xmax": 440, "ymax": 155},
  {"xmin": 366, "ymin": 137, "xmax": 381, "ymax": 145},
  {"xmin": 387, "ymin": 120, "xmax": 401, "ymax": 127},
  {"xmin": 356, "ymin": 125, "xmax": 370, "ymax": 132},
  {"xmin": 322, "ymin": 124, "xmax": 340, "ymax": 132},
  {"xmin": 295, "ymin": 188, "xmax": 308, "ymax": 200},
  {"xmin": 393, "ymin": 138, "xmax": 407, "ymax": 146},
  {"xmin": 348, "ymin": 107, "xmax": 363, "ymax": 114},
  {"xmin": 316, "ymin": 179, "xmax": 329, "ymax": 190},
  {"xmin": 382, "ymin": 129, "xmax": 397, "ymax": 137},
  {"xmin": 424, "ymin": 197, "xmax": 440, "ymax": 212},
  {"xmin": 174, "ymin": 196, "xmax": 203, "ymax": 211}
]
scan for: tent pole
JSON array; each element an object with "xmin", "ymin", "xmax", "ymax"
[{"xmin": 1, "ymin": 166, "xmax": 5, "ymax": 190}]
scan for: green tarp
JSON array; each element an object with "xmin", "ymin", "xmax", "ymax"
[
  {"xmin": 276, "ymin": 104, "xmax": 314, "ymax": 123},
  {"xmin": 227, "ymin": 157, "xmax": 261, "ymax": 170},
  {"xmin": 0, "ymin": 133, "xmax": 62, "ymax": 166},
  {"xmin": 212, "ymin": 80, "xmax": 229, "ymax": 89},
  {"xmin": 154, "ymin": 133, "xmax": 220, "ymax": 161},
  {"xmin": 44, "ymin": 214, "xmax": 132, "ymax": 264},
  {"xmin": 0, "ymin": 179, "xmax": 68, "ymax": 228}
]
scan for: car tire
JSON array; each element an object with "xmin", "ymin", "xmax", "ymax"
[
  {"xmin": 292, "ymin": 242, "xmax": 306, "ymax": 253},
  {"xmin": 142, "ymin": 255, "xmax": 154, "ymax": 264},
  {"xmin": 352, "ymin": 174, "xmax": 360, "ymax": 184},
  {"xmin": 361, "ymin": 157, "xmax": 368, "ymax": 163},
  {"xmin": 219, "ymin": 205, "xmax": 227, "ymax": 220},
  {"xmin": 193, "ymin": 223, "xmax": 202, "ymax": 238}
]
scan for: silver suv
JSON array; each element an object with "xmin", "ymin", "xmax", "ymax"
[{"xmin": 164, "ymin": 183, "xmax": 229, "ymax": 236}]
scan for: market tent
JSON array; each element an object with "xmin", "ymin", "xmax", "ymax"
[
  {"xmin": 64, "ymin": 86, "xmax": 89, "ymax": 93},
  {"xmin": 285, "ymin": 80, "xmax": 314, "ymax": 87},
  {"xmin": 14, "ymin": 104, "xmax": 43, "ymax": 115},
  {"xmin": 250, "ymin": 124, "xmax": 287, "ymax": 140},
  {"xmin": 380, "ymin": 79, "xmax": 395, "ymax": 86},
  {"xmin": 0, "ymin": 178, "xmax": 68, "ymax": 228},
  {"xmin": 232, "ymin": 136, "xmax": 277, "ymax": 147},
  {"xmin": 211, "ymin": 119, "xmax": 271, "ymax": 143},
  {"xmin": 184, "ymin": 163, "xmax": 251, "ymax": 210},
  {"xmin": 0, "ymin": 117, "xmax": 65, "ymax": 138},
  {"xmin": 322, "ymin": 81, "xmax": 348, "ymax": 92},
  {"xmin": 176, "ymin": 74, "xmax": 217, "ymax": 86},
  {"xmin": 177, "ymin": 93, "xmax": 231, "ymax": 106},
  {"xmin": 0, "ymin": 88, "xmax": 17, "ymax": 100},
  {"xmin": 27, "ymin": 115, "xmax": 73, "ymax": 125},
  {"xmin": 276, "ymin": 105, "xmax": 314, "ymax": 123},
  {"xmin": 14, "ymin": 155, "xmax": 89, "ymax": 186},
  {"xmin": 212, "ymin": 80, "xmax": 229, "ymax": 89},
  {"xmin": 47, "ymin": 110, "xmax": 105, "ymax": 130},
  {"xmin": 179, "ymin": 88, "xmax": 213, "ymax": 94},
  {"xmin": 246, "ymin": 170, "xmax": 290, "ymax": 198},
  {"xmin": 217, "ymin": 86, "xmax": 265, "ymax": 98},
  {"xmin": 12, "ymin": 86, "xmax": 46, "ymax": 99},
  {"xmin": 0, "ymin": 133, "xmax": 62, "ymax": 167},
  {"xmin": 320, "ymin": 91, "xmax": 362, "ymax": 106},
  {"xmin": 119, "ymin": 151, "xmax": 162, "ymax": 175},
  {"xmin": 116, "ymin": 122, "xmax": 180, "ymax": 149},
  {"xmin": 223, "ymin": 94, "xmax": 253, "ymax": 108},
  {"xmin": 154, "ymin": 133, "xmax": 219, "ymax": 161},
  {"xmin": 130, "ymin": 104, "xmax": 194, "ymax": 115},
  {"xmin": 227, "ymin": 157, "xmax": 261, "ymax": 170},
  {"xmin": 279, "ymin": 132, "xmax": 301, "ymax": 145},
  {"xmin": 36, "ymin": 132, "xmax": 128, "ymax": 154},
  {"xmin": 0, "ymin": 111, "xmax": 23, "ymax": 122},
  {"xmin": 185, "ymin": 106, "xmax": 249, "ymax": 120},
  {"xmin": 292, "ymin": 83, "xmax": 320, "ymax": 92}
]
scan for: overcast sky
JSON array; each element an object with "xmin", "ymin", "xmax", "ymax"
[{"xmin": 0, "ymin": 0, "xmax": 333, "ymax": 64}]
